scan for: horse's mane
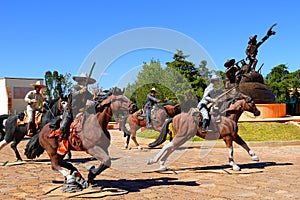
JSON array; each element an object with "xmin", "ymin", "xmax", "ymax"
[
  {"xmin": 48, "ymin": 97, "xmax": 61, "ymax": 109},
  {"xmin": 96, "ymin": 90, "xmax": 112, "ymax": 103},
  {"xmin": 217, "ymin": 92, "xmax": 246, "ymax": 113}
]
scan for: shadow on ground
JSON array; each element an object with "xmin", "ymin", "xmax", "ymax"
[
  {"xmin": 171, "ymin": 162, "xmax": 293, "ymax": 172},
  {"xmin": 95, "ymin": 177, "xmax": 199, "ymax": 193}
]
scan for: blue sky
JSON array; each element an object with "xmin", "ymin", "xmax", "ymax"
[{"xmin": 0, "ymin": 0, "xmax": 299, "ymax": 89}]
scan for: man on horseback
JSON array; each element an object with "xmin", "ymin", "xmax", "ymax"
[
  {"xmin": 197, "ymin": 75, "xmax": 219, "ymax": 133},
  {"xmin": 24, "ymin": 81, "xmax": 46, "ymax": 136},
  {"xmin": 54, "ymin": 72, "xmax": 96, "ymax": 156},
  {"xmin": 145, "ymin": 88, "xmax": 160, "ymax": 128},
  {"xmin": 71, "ymin": 72, "xmax": 96, "ymax": 116}
]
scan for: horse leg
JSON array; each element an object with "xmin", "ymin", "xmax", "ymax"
[
  {"xmin": 147, "ymin": 141, "xmax": 175, "ymax": 169},
  {"xmin": 65, "ymin": 151, "xmax": 72, "ymax": 160},
  {"xmin": 0, "ymin": 139, "xmax": 8, "ymax": 151},
  {"xmin": 10, "ymin": 140, "xmax": 22, "ymax": 161},
  {"xmin": 234, "ymin": 134, "xmax": 259, "ymax": 161},
  {"xmin": 86, "ymin": 145, "xmax": 111, "ymax": 184},
  {"xmin": 61, "ymin": 160, "xmax": 88, "ymax": 189},
  {"xmin": 224, "ymin": 136, "xmax": 240, "ymax": 171},
  {"xmin": 130, "ymin": 128, "xmax": 142, "ymax": 150},
  {"xmin": 124, "ymin": 135, "xmax": 130, "ymax": 149},
  {"xmin": 169, "ymin": 130, "xmax": 173, "ymax": 142}
]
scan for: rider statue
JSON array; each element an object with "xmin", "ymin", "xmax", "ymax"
[
  {"xmin": 224, "ymin": 59, "xmax": 240, "ymax": 89},
  {"xmin": 55, "ymin": 72, "xmax": 96, "ymax": 156},
  {"xmin": 145, "ymin": 88, "xmax": 160, "ymax": 129},
  {"xmin": 197, "ymin": 75, "xmax": 220, "ymax": 133},
  {"xmin": 24, "ymin": 81, "xmax": 46, "ymax": 136},
  {"xmin": 71, "ymin": 72, "xmax": 96, "ymax": 116},
  {"xmin": 245, "ymin": 23, "xmax": 277, "ymax": 71}
]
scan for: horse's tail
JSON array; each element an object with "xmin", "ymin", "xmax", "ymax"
[
  {"xmin": 121, "ymin": 116, "xmax": 131, "ymax": 137},
  {"xmin": 0, "ymin": 114, "xmax": 9, "ymax": 140},
  {"xmin": 148, "ymin": 118, "xmax": 173, "ymax": 148},
  {"xmin": 24, "ymin": 134, "xmax": 44, "ymax": 159}
]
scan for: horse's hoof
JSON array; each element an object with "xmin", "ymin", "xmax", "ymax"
[
  {"xmin": 147, "ymin": 159, "xmax": 154, "ymax": 165},
  {"xmin": 251, "ymin": 155, "xmax": 259, "ymax": 161},
  {"xmin": 87, "ymin": 165, "xmax": 95, "ymax": 171},
  {"xmin": 66, "ymin": 174, "xmax": 76, "ymax": 184},
  {"xmin": 16, "ymin": 159, "xmax": 23, "ymax": 162},
  {"xmin": 232, "ymin": 165, "xmax": 241, "ymax": 171},
  {"xmin": 65, "ymin": 152, "xmax": 72, "ymax": 160},
  {"xmin": 159, "ymin": 166, "xmax": 167, "ymax": 171},
  {"xmin": 124, "ymin": 144, "xmax": 128, "ymax": 149},
  {"xmin": 137, "ymin": 146, "xmax": 143, "ymax": 150}
]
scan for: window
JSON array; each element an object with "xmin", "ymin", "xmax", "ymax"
[{"xmin": 13, "ymin": 87, "xmax": 32, "ymax": 99}]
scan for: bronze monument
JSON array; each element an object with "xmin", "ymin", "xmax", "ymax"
[{"xmin": 224, "ymin": 24, "xmax": 277, "ymax": 104}]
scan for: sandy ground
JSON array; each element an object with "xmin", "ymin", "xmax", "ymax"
[{"xmin": 0, "ymin": 130, "xmax": 299, "ymax": 199}]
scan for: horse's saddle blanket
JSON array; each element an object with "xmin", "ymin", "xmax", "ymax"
[
  {"xmin": 17, "ymin": 112, "xmax": 43, "ymax": 127},
  {"xmin": 49, "ymin": 113, "xmax": 85, "ymax": 151}
]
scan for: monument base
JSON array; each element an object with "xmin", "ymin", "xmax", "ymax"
[{"xmin": 240, "ymin": 104, "xmax": 286, "ymax": 120}]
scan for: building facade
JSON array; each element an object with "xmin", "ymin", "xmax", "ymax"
[{"xmin": 0, "ymin": 77, "xmax": 44, "ymax": 114}]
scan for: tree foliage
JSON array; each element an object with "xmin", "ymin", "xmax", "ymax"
[
  {"xmin": 166, "ymin": 49, "xmax": 207, "ymax": 99},
  {"xmin": 265, "ymin": 64, "xmax": 300, "ymax": 103},
  {"xmin": 125, "ymin": 59, "xmax": 199, "ymax": 110},
  {"xmin": 44, "ymin": 70, "xmax": 73, "ymax": 101}
]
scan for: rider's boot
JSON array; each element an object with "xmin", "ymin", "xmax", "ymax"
[
  {"xmin": 201, "ymin": 119, "xmax": 209, "ymax": 133},
  {"xmin": 26, "ymin": 122, "xmax": 35, "ymax": 137}
]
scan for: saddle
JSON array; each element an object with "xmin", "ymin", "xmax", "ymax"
[
  {"xmin": 49, "ymin": 113, "xmax": 86, "ymax": 155},
  {"xmin": 17, "ymin": 112, "xmax": 43, "ymax": 128},
  {"xmin": 136, "ymin": 109, "xmax": 145, "ymax": 121}
]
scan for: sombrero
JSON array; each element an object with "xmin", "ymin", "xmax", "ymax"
[
  {"xmin": 224, "ymin": 59, "xmax": 236, "ymax": 68},
  {"xmin": 150, "ymin": 87, "xmax": 157, "ymax": 92},
  {"xmin": 72, "ymin": 72, "xmax": 96, "ymax": 84},
  {"xmin": 211, "ymin": 74, "xmax": 220, "ymax": 81},
  {"xmin": 30, "ymin": 81, "xmax": 46, "ymax": 88}
]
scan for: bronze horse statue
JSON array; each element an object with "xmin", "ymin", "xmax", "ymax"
[
  {"xmin": 0, "ymin": 96, "xmax": 68, "ymax": 161},
  {"xmin": 122, "ymin": 103, "xmax": 181, "ymax": 150},
  {"xmin": 147, "ymin": 94, "xmax": 260, "ymax": 171},
  {"xmin": 25, "ymin": 88, "xmax": 134, "ymax": 190}
]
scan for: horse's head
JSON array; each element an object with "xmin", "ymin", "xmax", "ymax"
[
  {"xmin": 97, "ymin": 88, "xmax": 134, "ymax": 113},
  {"xmin": 163, "ymin": 104, "xmax": 181, "ymax": 117},
  {"xmin": 242, "ymin": 97, "xmax": 261, "ymax": 116},
  {"xmin": 110, "ymin": 88, "xmax": 134, "ymax": 112},
  {"xmin": 58, "ymin": 94, "xmax": 71, "ymax": 113},
  {"xmin": 231, "ymin": 95, "xmax": 260, "ymax": 117}
]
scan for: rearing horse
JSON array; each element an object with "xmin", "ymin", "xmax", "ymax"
[
  {"xmin": 0, "ymin": 96, "xmax": 68, "ymax": 161},
  {"xmin": 122, "ymin": 103, "xmax": 181, "ymax": 150},
  {"xmin": 147, "ymin": 94, "xmax": 260, "ymax": 171},
  {"xmin": 25, "ymin": 88, "xmax": 134, "ymax": 190}
]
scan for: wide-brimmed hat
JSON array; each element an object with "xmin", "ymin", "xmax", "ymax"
[
  {"xmin": 224, "ymin": 59, "xmax": 236, "ymax": 68},
  {"xmin": 211, "ymin": 74, "xmax": 220, "ymax": 81},
  {"xmin": 150, "ymin": 87, "xmax": 157, "ymax": 92},
  {"xmin": 72, "ymin": 72, "xmax": 96, "ymax": 84},
  {"xmin": 30, "ymin": 80, "xmax": 46, "ymax": 88}
]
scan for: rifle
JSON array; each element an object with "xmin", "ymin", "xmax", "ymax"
[
  {"xmin": 207, "ymin": 85, "xmax": 238, "ymax": 109},
  {"xmin": 257, "ymin": 63, "xmax": 264, "ymax": 73},
  {"xmin": 85, "ymin": 62, "xmax": 96, "ymax": 87},
  {"xmin": 82, "ymin": 62, "xmax": 96, "ymax": 103}
]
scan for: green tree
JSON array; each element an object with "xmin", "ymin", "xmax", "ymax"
[
  {"xmin": 166, "ymin": 49, "xmax": 207, "ymax": 99},
  {"xmin": 125, "ymin": 59, "xmax": 197, "ymax": 109},
  {"xmin": 265, "ymin": 64, "xmax": 290, "ymax": 103},
  {"xmin": 288, "ymin": 69, "xmax": 300, "ymax": 103},
  {"xmin": 44, "ymin": 70, "xmax": 73, "ymax": 101}
]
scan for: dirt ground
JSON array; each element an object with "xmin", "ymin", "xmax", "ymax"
[{"xmin": 0, "ymin": 130, "xmax": 299, "ymax": 199}]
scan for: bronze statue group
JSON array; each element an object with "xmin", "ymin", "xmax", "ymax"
[{"xmin": 0, "ymin": 24, "xmax": 277, "ymax": 193}]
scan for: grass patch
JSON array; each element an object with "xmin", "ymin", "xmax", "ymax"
[
  {"xmin": 238, "ymin": 122, "xmax": 300, "ymax": 141},
  {"xmin": 136, "ymin": 122, "xmax": 300, "ymax": 142}
]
